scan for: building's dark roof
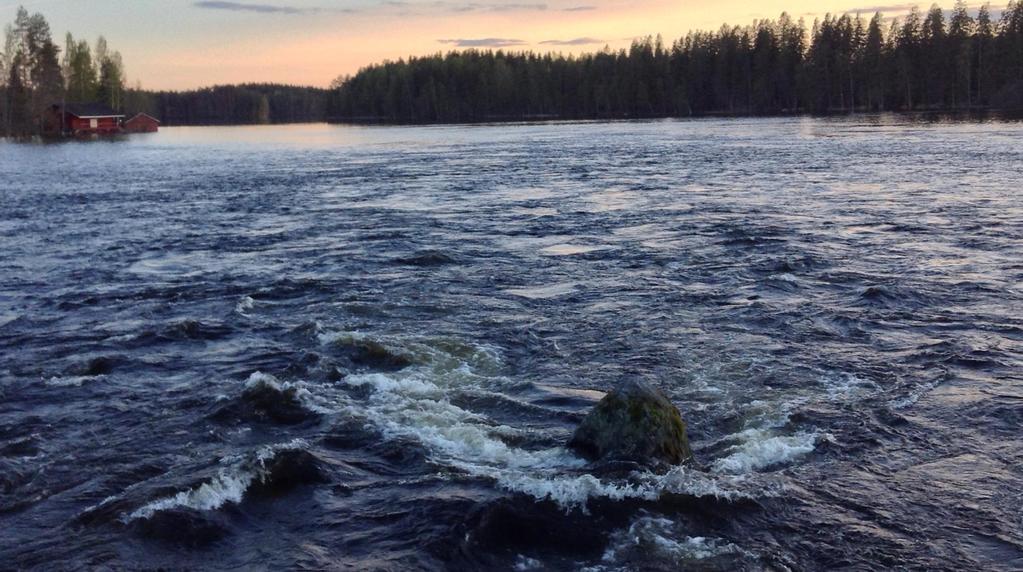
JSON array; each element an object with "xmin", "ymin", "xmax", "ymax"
[
  {"xmin": 57, "ymin": 102, "xmax": 124, "ymax": 118},
  {"xmin": 125, "ymin": 112, "xmax": 161, "ymax": 124}
]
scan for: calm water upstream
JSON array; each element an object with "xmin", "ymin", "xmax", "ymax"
[{"xmin": 2, "ymin": 117, "xmax": 1023, "ymax": 570}]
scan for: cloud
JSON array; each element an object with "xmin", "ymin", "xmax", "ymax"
[
  {"xmin": 447, "ymin": 3, "xmax": 547, "ymax": 12},
  {"xmin": 193, "ymin": 1, "xmax": 307, "ymax": 14},
  {"xmin": 834, "ymin": 2, "xmax": 991, "ymax": 14},
  {"xmin": 540, "ymin": 37, "xmax": 604, "ymax": 45},
  {"xmin": 844, "ymin": 3, "xmax": 918, "ymax": 13},
  {"xmin": 194, "ymin": 0, "xmax": 551, "ymax": 17},
  {"xmin": 438, "ymin": 38, "xmax": 527, "ymax": 47},
  {"xmin": 385, "ymin": 1, "xmax": 547, "ymax": 13},
  {"xmin": 563, "ymin": 5, "xmax": 596, "ymax": 11},
  {"xmin": 801, "ymin": 2, "xmax": 998, "ymax": 19}
]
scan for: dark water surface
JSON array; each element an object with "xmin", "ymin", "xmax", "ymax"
[{"xmin": 2, "ymin": 117, "xmax": 1023, "ymax": 570}]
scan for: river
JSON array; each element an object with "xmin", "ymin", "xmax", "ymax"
[{"xmin": 2, "ymin": 117, "xmax": 1022, "ymax": 570}]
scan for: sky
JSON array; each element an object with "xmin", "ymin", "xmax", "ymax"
[{"xmin": 0, "ymin": 0, "xmax": 987, "ymax": 90}]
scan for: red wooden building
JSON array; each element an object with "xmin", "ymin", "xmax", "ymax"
[
  {"xmin": 47, "ymin": 103, "xmax": 125, "ymax": 136},
  {"xmin": 123, "ymin": 113, "xmax": 161, "ymax": 133}
]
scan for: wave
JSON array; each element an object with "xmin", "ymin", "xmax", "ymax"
[
  {"xmin": 129, "ymin": 468, "xmax": 252, "ymax": 520},
  {"xmin": 710, "ymin": 427, "xmax": 826, "ymax": 474},
  {"xmin": 482, "ymin": 464, "xmax": 783, "ymax": 509},
  {"xmin": 391, "ymin": 250, "xmax": 457, "ymax": 267},
  {"xmin": 819, "ymin": 371, "xmax": 879, "ymax": 400},
  {"xmin": 128, "ymin": 439, "xmax": 310, "ymax": 521},
  {"xmin": 208, "ymin": 371, "xmax": 333, "ymax": 425},
  {"xmin": 246, "ymin": 371, "xmax": 332, "ymax": 411},
  {"xmin": 856, "ymin": 283, "xmax": 934, "ymax": 309},
  {"xmin": 318, "ymin": 330, "xmax": 503, "ymax": 375},
  {"xmin": 44, "ymin": 374, "xmax": 108, "ymax": 387},
  {"xmin": 332, "ymin": 343, "xmax": 786, "ymax": 510},
  {"xmin": 590, "ymin": 513, "xmax": 750, "ymax": 570},
  {"xmin": 235, "ymin": 296, "xmax": 255, "ymax": 314}
]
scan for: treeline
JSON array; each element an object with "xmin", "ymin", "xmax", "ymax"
[
  {"xmin": 0, "ymin": 7, "xmax": 127, "ymax": 136},
  {"xmin": 0, "ymin": 7, "xmax": 327, "ymax": 137},
  {"xmin": 328, "ymin": 1, "xmax": 1023, "ymax": 122},
  {"xmin": 130, "ymin": 84, "xmax": 328, "ymax": 126}
]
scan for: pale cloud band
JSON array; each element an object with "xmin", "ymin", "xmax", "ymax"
[
  {"xmin": 194, "ymin": 1, "xmax": 307, "ymax": 13},
  {"xmin": 437, "ymin": 38, "xmax": 527, "ymax": 47},
  {"xmin": 540, "ymin": 37, "xmax": 604, "ymax": 45},
  {"xmin": 436, "ymin": 36, "xmax": 606, "ymax": 47},
  {"xmin": 192, "ymin": 0, "xmax": 595, "ymax": 16}
]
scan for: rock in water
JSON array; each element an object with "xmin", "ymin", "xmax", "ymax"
[
  {"xmin": 209, "ymin": 373, "xmax": 318, "ymax": 425},
  {"xmin": 568, "ymin": 379, "xmax": 693, "ymax": 467}
]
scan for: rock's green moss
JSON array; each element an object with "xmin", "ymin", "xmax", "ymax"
[{"xmin": 568, "ymin": 379, "xmax": 694, "ymax": 467}]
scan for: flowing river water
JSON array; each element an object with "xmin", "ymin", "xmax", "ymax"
[{"xmin": 2, "ymin": 117, "xmax": 1023, "ymax": 570}]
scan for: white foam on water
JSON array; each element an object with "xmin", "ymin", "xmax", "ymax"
[
  {"xmin": 819, "ymin": 371, "xmax": 879, "ymax": 401},
  {"xmin": 343, "ymin": 369, "xmax": 576, "ymax": 472},
  {"xmin": 316, "ymin": 329, "xmax": 352, "ymax": 347},
  {"xmin": 489, "ymin": 469, "xmax": 656, "ymax": 506},
  {"xmin": 235, "ymin": 296, "xmax": 255, "ymax": 314},
  {"xmin": 513, "ymin": 555, "xmax": 544, "ymax": 571},
  {"xmin": 711, "ymin": 427, "xmax": 824, "ymax": 474},
  {"xmin": 44, "ymin": 375, "xmax": 103, "ymax": 387},
  {"xmin": 890, "ymin": 375, "xmax": 944, "ymax": 409},
  {"xmin": 454, "ymin": 462, "xmax": 781, "ymax": 510},
  {"xmin": 129, "ymin": 467, "xmax": 255, "ymax": 520},
  {"xmin": 244, "ymin": 371, "xmax": 334, "ymax": 414},
  {"xmin": 357, "ymin": 370, "xmax": 781, "ymax": 507},
  {"xmin": 317, "ymin": 336, "xmax": 534, "ymax": 463},
  {"xmin": 316, "ymin": 332, "xmax": 797, "ymax": 510},
  {"xmin": 601, "ymin": 514, "xmax": 744, "ymax": 563},
  {"xmin": 578, "ymin": 513, "xmax": 751, "ymax": 571},
  {"xmin": 315, "ymin": 331, "xmax": 803, "ymax": 511},
  {"xmin": 128, "ymin": 439, "xmax": 307, "ymax": 521},
  {"xmin": 344, "ymin": 372, "xmax": 440, "ymax": 397},
  {"xmin": 504, "ymin": 281, "xmax": 580, "ymax": 300},
  {"xmin": 245, "ymin": 371, "xmax": 296, "ymax": 393},
  {"xmin": 334, "ymin": 355, "xmax": 663, "ymax": 509}
]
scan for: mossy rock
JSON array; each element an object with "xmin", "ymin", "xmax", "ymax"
[{"xmin": 568, "ymin": 379, "xmax": 693, "ymax": 467}]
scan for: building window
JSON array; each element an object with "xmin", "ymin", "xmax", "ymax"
[{"xmin": 90, "ymin": 119, "xmax": 98, "ymax": 129}]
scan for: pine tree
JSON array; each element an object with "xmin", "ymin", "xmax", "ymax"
[
  {"xmin": 949, "ymin": 0, "xmax": 974, "ymax": 108},
  {"xmin": 922, "ymin": 4, "xmax": 949, "ymax": 107},
  {"xmin": 895, "ymin": 8, "xmax": 923, "ymax": 109},
  {"xmin": 7, "ymin": 51, "xmax": 29, "ymax": 135},
  {"xmin": 1004, "ymin": 1, "xmax": 1023, "ymax": 81},
  {"xmin": 31, "ymin": 36, "xmax": 61, "ymax": 127},
  {"xmin": 976, "ymin": 4, "xmax": 995, "ymax": 104},
  {"xmin": 863, "ymin": 13, "xmax": 886, "ymax": 111},
  {"xmin": 0, "ymin": 23, "xmax": 15, "ymax": 135}
]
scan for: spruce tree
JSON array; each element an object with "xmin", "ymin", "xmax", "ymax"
[{"xmin": 949, "ymin": 0, "xmax": 974, "ymax": 107}]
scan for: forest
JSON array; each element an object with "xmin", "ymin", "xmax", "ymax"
[
  {"xmin": 0, "ymin": 7, "xmax": 327, "ymax": 137},
  {"xmin": 329, "ymin": 1, "xmax": 1023, "ymax": 122},
  {"xmin": 130, "ymin": 84, "xmax": 328, "ymax": 126},
  {"xmin": 4, "ymin": 2, "xmax": 1023, "ymax": 136},
  {"xmin": 0, "ymin": 8, "xmax": 122, "ymax": 136}
]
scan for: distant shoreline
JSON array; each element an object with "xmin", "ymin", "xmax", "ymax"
[
  {"xmin": 321, "ymin": 108, "xmax": 1023, "ymax": 127},
  {"xmin": 4, "ymin": 109, "xmax": 1021, "ymax": 142},
  {"xmin": 121, "ymin": 107, "xmax": 1023, "ymax": 127},
  {"xmin": 7, "ymin": 108, "xmax": 1023, "ymax": 142},
  {"xmin": 165, "ymin": 108, "xmax": 1023, "ymax": 127}
]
